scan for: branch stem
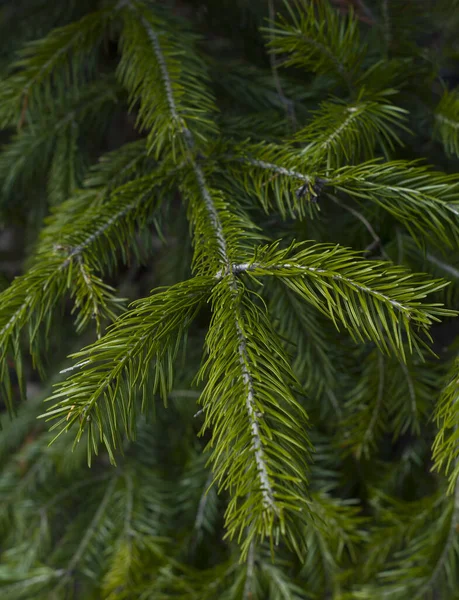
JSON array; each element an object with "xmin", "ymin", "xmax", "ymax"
[
  {"xmin": 134, "ymin": 6, "xmax": 230, "ymax": 268},
  {"xmin": 133, "ymin": 2, "xmax": 275, "ymax": 511},
  {"xmin": 217, "ymin": 261, "xmax": 409, "ymax": 314}
]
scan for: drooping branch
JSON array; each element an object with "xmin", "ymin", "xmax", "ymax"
[{"xmin": 126, "ymin": 1, "xmax": 279, "ymax": 512}]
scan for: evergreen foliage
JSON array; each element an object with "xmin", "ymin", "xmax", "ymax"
[{"xmin": 1, "ymin": 0, "xmax": 459, "ymax": 597}]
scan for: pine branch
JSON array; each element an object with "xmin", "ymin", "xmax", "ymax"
[
  {"xmin": 198, "ymin": 278, "xmax": 311, "ymax": 557},
  {"xmin": 343, "ymin": 347, "xmax": 436, "ymax": 458},
  {"xmin": 0, "ymin": 171, "xmax": 169, "ymax": 408},
  {"xmin": 264, "ymin": 0, "xmax": 365, "ymax": 88},
  {"xmin": 434, "ymin": 88, "xmax": 459, "ymax": 158},
  {"xmin": 0, "ymin": 5, "xmax": 118, "ymax": 128},
  {"xmin": 267, "ymin": 280, "xmax": 341, "ymax": 409},
  {"xmin": 116, "ymin": 4, "xmax": 314, "ymax": 560},
  {"xmin": 115, "ymin": 0, "xmax": 312, "ymax": 559},
  {"xmin": 294, "ymin": 91, "xmax": 407, "ymax": 169},
  {"xmin": 228, "ymin": 241, "xmax": 453, "ymax": 359},
  {"xmin": 0, "ymin": 77, "xmax": 119, "ymax": 206},
  {"xmin": 220, "ymin": 140, "xmax": 321, "ymax": 219},
  {"xmin": 362, "ymin": 487, "xmax": 459, "ymax": 598},
  {"xmin": 0, "ymin": 0, "xmax": 458, "ymax": 593},
  {"xmin": 432, "ymin": 355, "xmax": 459, "ymax": 493},
  {"xmin": 43, "ymin": 277, "xmax": 212, "ymax": 464},
  {"xmin": 51, "ymin": 476, "xmax": 118, "ymax": 594},
  {"xmin": 343, "ymin": 350, "xmax": 388, "ymax": 459},
  {"xmin": 118, "ymin": 0, "xmax": 217, "ymax": 158},
  {"xmin": 300, "ymin": 492, "xmax": 365, "ymax": 596},
  {"xmin": 331, "ymin": 161, "xmax": 459, "ymax": 249},
  {"xmin": 221, "ymin": 146, "xmax": 459, "ymax": 249}
]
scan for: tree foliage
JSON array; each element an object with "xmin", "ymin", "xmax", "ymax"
[{"xmin": 0, "ymin": 0, "xmax": 459, "ymax": 598}]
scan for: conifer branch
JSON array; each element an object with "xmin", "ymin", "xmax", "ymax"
[
  {"xmin": 0, "ymin": 75, "xmax": 120, "ymax": 204},
  {"xmin": 268, "ymin": 280, "xmax": 339, "ymax": 405},
  {"xmin": 44, "ymin": 277, "xmax": 212, "ymax": 463},
  {"xmin": 223, "ymin": 147, "xmax": 459, "ymax": 245},
  {"xmin": 0, "ymin": 172, "xmax": 167, "ymax": 406},
  {"xmin": 58, "ymin": 185, "xmax": 151, "ymax": 269},
  {"xmin": 235, "ymin": 317, "xmax": 276, "ymax": 511},
  {"xmin": 224, "ymin": 241, "xmax": 453, "ymax": 358},
  {"xmin": 120, "ymin": 0, "xmax": 238, "ymax": 272},
  {"xmin": 199, "ymin": 279, "xmax": 311, "ymax": 556},
  {"xmin": 331, "ymin": 162, "xmax": 459, "ymax": 248},
  {"xmin": 434, "ymin": 89, "xmax": 459, "ymax": 157},
  {"xmin": 294, "ymin": 92, "xmax": 407, "ymax": 168},
  {"xmin": 116, "ymin": 2, "xmax": 306, "ymax": 555},
  {"xmin": 118, "ymin": 8, "xmax": 294, "ymax": 543},
  {"xmin": 52, "ymin": 476, "xmax": 118, "ymax": 593},
  {"xmin": 264, "ymin": 0, "xmax": 365, "ymax": 86},
  {"xmin": 412, "ymin": 482, "xmax": 459, "ymax": 600},
  {"xmin": 1, "ymin": 0, "xmax": 459, "ymax": 592},
  {"xmin": 367, "ymin": 489, "xmax": 459, "ymax": 598},
  {"xmin": 0, "ymin": 6, "xmax": 118, "ymax": 127},
  {"xmin": 118, "ymin": 0, "xmax": 217, "ymax": 157},
  {"xmin": 433, "ymin": 357, "xmax": 459, "ymax": 493}
]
